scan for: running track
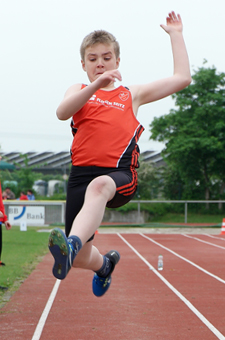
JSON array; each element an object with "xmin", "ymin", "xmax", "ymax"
[{"xmin": 1, "ymin": 231, "xmax": 225, "ymax": 340}]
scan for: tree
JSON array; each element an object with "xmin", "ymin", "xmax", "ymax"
[
  {"xmin": 150, "ymin": 64, "xmax": 225, "ymax": 201},
  {"xmin": 0, "ymin": 154, "xmax": 42, "ymax": 197},
  {"xmin": 136, "ymin": 160, "xmax": 162, "ymax": 199}
]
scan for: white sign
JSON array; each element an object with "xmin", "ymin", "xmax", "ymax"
[
  {"xmin": 20, "ymin": 221, "xmax": 27, "ymax": 231},
  {"xmin": 9, "ymin": 206, "xmax": 45, "ymax": 225}
]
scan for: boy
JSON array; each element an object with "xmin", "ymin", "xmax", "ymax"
[{"xmin": 48, "ymin": 11, "xmax": 191, "ymax": 297}]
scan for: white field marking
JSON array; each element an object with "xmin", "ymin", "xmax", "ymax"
[
  {"xmin": 31, "ymin": 279, "xmax": 61, "ymax": 340},
  {"xmin": 117, "ymin": 233, "xmax": 225, "ymax": 340},
  {"xmin": 183, "ymin": 234, "xmax": 225, "ymax": 250},
  {"xmin": 202, "ymin": 233, "xmax": 225, "ymax": 241},
  {"xmin": 139, "ymin": 233, "xmax": 225, "ymax": 285}
]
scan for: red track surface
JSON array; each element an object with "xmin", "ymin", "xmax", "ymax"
[{"xmin": 1, "ymin": 232, "xmax": 225, "ymax": 340}]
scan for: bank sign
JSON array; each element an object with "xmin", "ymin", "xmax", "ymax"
[{"xmin": 8, "ymin": 206, "xmax": 45, "ymax": 225}]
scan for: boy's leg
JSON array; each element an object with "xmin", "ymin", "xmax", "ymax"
[
  {"xmin": 92, "ymin": 250, "xmax": 120, "ymax": 297},
  {"xmin": 49, "ymin": 169, "xmax": 134, "ymax": 294},
  {"xmin": 72, "ymin": 241, "xmax": 103, "ymax": 271},
  {"xmin": 91, "ymin": 169, "xmax": 137, "ymax": 296},
  {"xmin": 68, "ymin": 175, "xmax": 116, "ymax": 243},
  {"xmin": 73, "ymin": 240, "xmax": 120, "ymax": 297},
  {"xmin": 49, "ymin": 175, "xmax": 117, "ymax": 280}
]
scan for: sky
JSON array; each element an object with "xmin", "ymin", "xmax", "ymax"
[{"xmin": 0, "ymin": 0, "xmax": 225, "ymax": 155}]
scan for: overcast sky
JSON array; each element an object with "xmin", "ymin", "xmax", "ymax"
[{"xmin": 0, "ymin": 0, "xmax": 224, "ymax": 155}]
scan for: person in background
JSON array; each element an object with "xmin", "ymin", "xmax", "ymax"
[
  {"xmin": 5, "ymin": 187, "xmax": 15, "ymax": 200},
  {"xmin": 2, "ymin": 191, "xmax": 8, "ymax": 200},
  {"xmin": 0, "ymin": 157, "xmax": 12, "ymax": 270},
  {"xmin": 27, "ymin": 190, "xmax": 35, "ymax": 200},
  {"xmin": 19, "ymin": 192, "xmax": 28, "ymax": 200}
]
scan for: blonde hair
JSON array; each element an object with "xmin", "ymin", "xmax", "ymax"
[{"xmin": 80, "ymin": 30, "xmax": 120, "ymax": 61}]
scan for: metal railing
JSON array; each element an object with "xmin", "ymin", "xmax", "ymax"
[
  {"xmin": 130, "ymin": 200, "xmax": 225, "ymax": 223},
  {"xmin": 3, "ymin": 199, "xmax": 225, "ymax": 225}
]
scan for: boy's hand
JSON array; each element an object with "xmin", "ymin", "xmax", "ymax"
[
  {"xmin": 0, "ymin": 211, "xmax": 3, "ymax": 218},
  {"xmin": 160, "ymin": 11, "xmax": 183, "ymax": 34},
  {"xmin": 94, "ymin": 69, "xmax": 122, "ymax": 89},
  {"xmin": 4, "ymin": 221, "xmax": 11, "ymax": 230}
]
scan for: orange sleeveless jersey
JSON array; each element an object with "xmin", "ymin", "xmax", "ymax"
[{"xmin": 70, "ymin": 85, "xmax": 144, "ymax": 168}]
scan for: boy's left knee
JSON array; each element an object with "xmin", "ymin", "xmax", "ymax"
[{"xmin": 88, "ymin": 175, "xmax": 116, "ymax": 200}]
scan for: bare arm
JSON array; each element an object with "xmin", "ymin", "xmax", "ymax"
[
  {"xmin": 130, "ymin": 12, "xmax": 192, "ymax": 115},
  {"xmin": 56, "ymin": 82, "xmax": 97, "ymax": 120},
  {"xmin": 4, "ymin": 221, "xmax": 11, "ymax": 230},
  {"xmin": 56, "ymin": 70, "xmax": 122, "ymax": 120}
]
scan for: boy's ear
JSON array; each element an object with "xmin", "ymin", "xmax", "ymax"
[
  {"xmin": 81, "ymin": 60, "xmax": 86, "ymax": 72},
  {"xmin": 116, "ymin": 57, "xmax": 120, "ymax": 69}
]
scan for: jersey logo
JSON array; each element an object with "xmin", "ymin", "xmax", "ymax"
[
  {"xmin": 119, "ymin": 91, "xmax": 129, "ymax": 101},
  {"xmin": 89, "ymin": 94, "xmax": 96, "ymax": 101}
]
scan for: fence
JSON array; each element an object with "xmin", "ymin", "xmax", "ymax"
[
  {"xmin": 3, "ymin": 200, "xmax": 225, "ymax": 226},
  {"xmin": 130, "ymin": 200, "xmax": 225, "ymax": 224},
  {"xmin": 3, "ymin": 200, "xmax": 65, "ymax": 226}
]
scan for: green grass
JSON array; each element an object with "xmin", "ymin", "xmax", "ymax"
[
  {"xmin": 0, "ymin": 226, "xmax": 51, "ymax": 307},
  {"xmin": 100, "ymin": 212, "xmax": 223, "ymax": 228},
  {"xmin": 151, "ymin": 212, "xmax": 224, "ymax": 224}
]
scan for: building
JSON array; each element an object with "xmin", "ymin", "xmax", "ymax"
[
  {"xmin": 0, "ymin": 150, "xmax": 165, "ymax": 176},
  {"xmin": 0, "ymin": 151, "xmax": 71, "ymax": 176}
]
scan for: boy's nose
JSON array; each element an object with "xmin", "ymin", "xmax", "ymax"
[{"xmin": 97, "ymin": 59, "xmax": 104, "ymax": 68}]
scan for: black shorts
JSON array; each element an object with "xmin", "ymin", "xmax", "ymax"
[{"xmin": 65, "ymin": 166, "xmax": 137, "ymax": 239}]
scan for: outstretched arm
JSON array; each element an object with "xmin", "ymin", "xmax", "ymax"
[
  {"xmin": 56, "ymin": 70, "xmax": 122, "ymax": 120},
  {"xmin": 130, "ymin": 11, "xmax": 192, "ymax": 115}
]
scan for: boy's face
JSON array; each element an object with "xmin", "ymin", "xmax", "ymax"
[{"xmin": 81, "ymin": 43, "xmax": 120, "ymax": 83}]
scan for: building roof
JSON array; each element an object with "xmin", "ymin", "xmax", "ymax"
[
  {"xmin": 0, "ymin": 151, "xmax": 71, "ymax": 175},
  {"xmin": 141, "ymin": 150, "xmax": 165, "ymax": 167},
  {"xmin": 0, "ymin": 150, "xmax": 165, "ymax": 175}
]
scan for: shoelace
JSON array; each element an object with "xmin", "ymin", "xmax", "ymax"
[{"xmin": 96, "ymin": 276, "xmax": 111, "ymax": 288}]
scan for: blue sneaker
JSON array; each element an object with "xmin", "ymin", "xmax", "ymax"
[
  {"xmin": 48, "ymin": 228, "xmax": 74, "ymax": 280},
  {"xmin": 92, "ymin": 250, "xmax": 120, "ymax": 297}
]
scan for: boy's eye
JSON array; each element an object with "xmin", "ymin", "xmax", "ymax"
[{"xmin": 104, "ymin": 57, "xmax": 111, "ymax": 61}]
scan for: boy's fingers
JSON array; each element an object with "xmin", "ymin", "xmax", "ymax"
[
  {"xmin": 160, "ymin": 24, "xmax": 168, "ymax": 32},
  {"xmin": 108, "ymin": 70, "xmax": 122, "ymax": 81}
]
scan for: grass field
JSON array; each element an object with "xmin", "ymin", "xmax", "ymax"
[
  {"xmin": 0, "ymin": 226, "xmax": 50, "ymax": 307},
  {"xmin": 151, "ymin": 212, "xmax": 224, "ymax": 224}
]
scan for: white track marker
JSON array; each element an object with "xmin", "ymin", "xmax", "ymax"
[
  {"xmin": 117, "ymin": 233, "xmax": 225, "ymax": 340},
  {"xmin": 31, "ymin": 279, "xmax": 61, "ymax": 340},
  {"xmin": 203, "ymin": 234, "xmax": 225, "ymax": 241},
  {"xmin": 183, "ymin": 234, "xmax": 225, "ymax": 249},
  {"xmin": 140, "ymin": 233, "xmax": 225, "ymax": 285}
]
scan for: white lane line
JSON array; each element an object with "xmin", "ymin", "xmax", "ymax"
[
  {"xmin": 140, "ymin": 233, "xmax": 225, "ymax": 285},
  {"xmin": 203, "ymin": 234, "xmax": 225, "ymax": 241},
  {"xmin": 183, "ymin": 234, "xmax": 225, "ymax": 249},
  {"xmin": 117, "ymin": 233, "xmax": 225, "ymax": 340},
  {"xmin": 31, "ymin": 279, "xmax": 61, "ymax": 340}
]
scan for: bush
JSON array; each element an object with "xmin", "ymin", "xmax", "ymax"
[{"xmin": 36, "ymin": 193, "xmax": 66, "ymax": 201}]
